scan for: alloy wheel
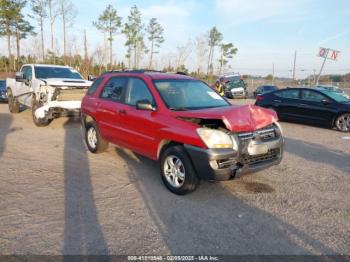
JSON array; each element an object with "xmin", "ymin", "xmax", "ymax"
[{"xmin": 163, "ymin": 155, "xmax": 186, "ymax": 188}]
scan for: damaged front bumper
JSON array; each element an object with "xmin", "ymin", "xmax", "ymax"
[
  {"xmin": 184, "ymin": 127, "xmax": 284, "ymax": 181},
  {"xmin": 34, "ymin": 101, "xmax": 82, "ymax": 119}
]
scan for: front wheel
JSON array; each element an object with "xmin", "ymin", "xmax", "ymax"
[
  {"xmin": 32, "ymin": 98, "xmax": 51, "ymax": 127},
  {"xmin": 160, "ymin": 145, "xmax": 199, "ymax": 195},
  {"xmin": 335, "ymin": 113, "xmax": 350, "ymax": 132}
]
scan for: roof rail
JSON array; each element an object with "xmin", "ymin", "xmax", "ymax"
[{"xmin": 103, "ymin": 69, "xmax": 164, "ymax": 74}]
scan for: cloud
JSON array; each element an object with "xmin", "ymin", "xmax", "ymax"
[
  {"xmin": 215, "ymin": 0, "xmax": 306, "ymax": 24},
  {"xmin": 318, "ymin": 28, "xmax": 350, "ymax": 45}
]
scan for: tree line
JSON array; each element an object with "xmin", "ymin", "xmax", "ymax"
[{"xmin": 0, "ymin": 1, "xmax": 237, "ymax": 78}]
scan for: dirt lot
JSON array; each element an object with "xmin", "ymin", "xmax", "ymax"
[{"xmin": 0, "ymin": 100, "xmax": 349, "ymax": 255}]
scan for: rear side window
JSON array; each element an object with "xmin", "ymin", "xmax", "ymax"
[
  {"xmin": 275, "ymin": 89, "xmax": 300, "ymax": 99},
  {"xmin": 100, "ymin": 77, "xmax": 127, "ymax": 102},
  {"xmin": 302, "ymin": 90, "xmax": 326, "ymax": 102},
  {"xmin": 87, "ymin": 77, "xmax": 103, "ymax": 95},
  {"xmin": 125, "ymin": 78, "xmax": 154, "ymax": 106}
]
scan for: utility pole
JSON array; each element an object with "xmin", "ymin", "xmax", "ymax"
[
  {"xmin": 313, "ymin": 69, "xmax": 317, "ymax": 85},
  {"xmin": 292, "ymin": 50, "xmax": 297, "ymax": 81},
  {"xmin": 272, "ymin": 63, "xmax": 275, "ymax": 85},
  {"xmin": 316, "ymin": 48, "xmax": 330, "ymax": 85}
]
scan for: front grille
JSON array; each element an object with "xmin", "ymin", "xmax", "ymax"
[
  {"xmin": 56, "ymin": 88, "xmax": 87, "ymax": 101},
  {"xmin": 237, "ymin": 125, "xmax": 276, "ymax": 142},
  {"xmin": 241, "ymin": 148, "xmax": 279, "ymax": 165}
]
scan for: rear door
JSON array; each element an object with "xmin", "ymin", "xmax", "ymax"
[
  {"xmin": 120, "ymin": 77, "xmax": 158, "ymax": 158},
  {"xmin": 95, "ymin": 76, "xmax": 128, "ymax": 144},
  {"xmin": 300, "ymin": 89, "xmax": 337, "ymax": 125},
  {"xmin": 272, "ymin": 89, "xmax": 303, "ymax": 121}
]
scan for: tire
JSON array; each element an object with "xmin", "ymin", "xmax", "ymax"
[
  {"xmin": 85, "ymin": 121, "xmax": 109, "ymax": 153},
  {"xmin": 7, "ymin": 89, "xmax": 20, "ymax": 113},
  {"xmin": 32, "ymin": 97, "xmax": 52, "ymax": 127},
  {"xmin": 160, "ymin": 145, "xmax": 200, "ymax": 195},
  {"xmin": 335, "ymin": 113, "xmax": 350, "ymax": 132}
]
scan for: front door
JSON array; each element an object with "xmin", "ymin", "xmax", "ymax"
[
  {"xmin": 300, "ymin": 90, "xmax": 337, "ymax": 125},
  {"xmin": 119, "ymin": 77, "xmax": 157, "ymax": 158},
  {"xmin": 16, "ymin": 66, "xmax": 33, "ymax": 106}
]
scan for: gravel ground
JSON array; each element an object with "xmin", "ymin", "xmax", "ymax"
[{"xmin": 0, "ymin": 101, "xmax": 349, "ymax": 255}]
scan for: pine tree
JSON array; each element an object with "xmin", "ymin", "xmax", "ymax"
[
  {"xmin": 30, "ymin": 0, "xmax": 48, "ymax": 61},
  {"xmin": 146, "ymin": 18, "xmax": 164, "ymax": 69},
  {"xmin": 218, "ymin": 43, "xmax": 237, "ymax": 74},
  {"xmin": 93, "ymin": 4, "xmax": 122, "ymax": 70},
  {"xmin": 207, "ymin": 26, "xmax": 222, "ymax": 76},
  {"xmin": 123, "ymin": 5, "xmax": 144, "ymax": 69}
]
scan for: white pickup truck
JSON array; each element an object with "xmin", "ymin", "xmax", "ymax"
[{"xmin": 6, "ymin": 64, "xmax": 92, "ymax": 126}]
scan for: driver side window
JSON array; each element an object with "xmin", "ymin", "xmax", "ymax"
[
  {"xmin": 125, "ymin": 78, "xmax": 154, "ymax": 106},
  {"xmin": 21, "ymin": 66, "xmax": 33, "ymax": 81}
]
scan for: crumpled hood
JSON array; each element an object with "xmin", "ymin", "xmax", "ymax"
[
  {"xmin": 175, "ymin": 104, "xmax": 278, "ymax": 132},
  {"xmin": 39, "ymin": 78, "xmax": 92, "ymax": 88}
]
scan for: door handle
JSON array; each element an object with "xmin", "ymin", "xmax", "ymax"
[
  {"xmin": 273, "ymin": 99, "xmax": 282, "ymax": 103},
  {"xmin": 299, "ymin": 103, "xmax": 308, "ymax": 107}
]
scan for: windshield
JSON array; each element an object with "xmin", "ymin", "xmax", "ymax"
[
  {"xmin": 227, "ymin": 80, "xmax": 245, "ymax": 89},
  {"xmin": 226, "ymin": 76, "xmax": 241, "ymax": 83},
  {"xmin": 321, "ymin": 90, "xmax": 349, "ymax": 103},
  {"xmin": 153, "ymin": 79, "xmax": 230, "ymax": 110},
  {"xmin": 0, "ymin": 81, "xmax": 5, "ymax": 90},
  {"xmin": 34, "ymin": 67, "xmax": 83, "ymax": 79}
]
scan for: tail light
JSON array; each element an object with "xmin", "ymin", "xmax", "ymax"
[{"xmin": 256, "ymin": 95, "xmax": 264, "ymax": 101}]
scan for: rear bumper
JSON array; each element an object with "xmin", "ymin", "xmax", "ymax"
[{"xmin": 184, "ymin": 136, "xmax": 283, "ymax": 181}]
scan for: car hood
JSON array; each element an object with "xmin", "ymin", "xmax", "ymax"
[
  {"xmin": 174, "ymin": 104, "xmax": 278, "ymax": 132},
  {"xmin": 39, "ymin": 78, "xmax": 92, "ymax": 87}
]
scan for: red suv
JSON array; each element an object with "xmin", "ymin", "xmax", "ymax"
[{"xmin": 81, "ymin": 71, "xmax": 284, "ymax": 195}]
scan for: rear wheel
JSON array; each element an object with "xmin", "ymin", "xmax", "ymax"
[
  {"xmin": 160, "ymin": 145, "xmax": 199, "ymax": 195},
  {"xmin": 32, "ymin": 97, "xmax": 51, "ymax": 127},
  {"xmin": 335, "ymin": 113, "xmax": 350, "ymax": 132},
  {"xmin": 7, "ymin": 89, "xmax": 20, "ymax": 113},
  {"xmin": 85, "ymin": 122, "xmax": 109, "ymax": 153}
]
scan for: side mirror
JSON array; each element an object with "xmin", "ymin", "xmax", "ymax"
[
  {"xmin": 88, "ymin": 75, "xmax": 96, "ymax": 81},
  {"xmin": 136, "ymin": 99, "xmax": 155, "ymax": 111},
  {"xmin": 15, "ymin": 72, "xmax": 25, "ymax": 82}
]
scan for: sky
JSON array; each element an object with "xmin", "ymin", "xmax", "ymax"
[{"xmin": 1, "ymin": 0, "xmax": 350, "ymax": 78}]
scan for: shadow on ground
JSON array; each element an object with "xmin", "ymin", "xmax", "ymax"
[
  {"xmin": 284, "ymin": 137, "xmax": 350, "ymax": 174},
  {"xmin": 115, "ymin": 147, "xmax": 336, "ymax": 255},
  {"xmin": 63, "ymin": 118, "xmax": 109, "ymax": 256},
  {"xmin": 0, "ymin": 113, "xmax": 13, "ymax": 158}
]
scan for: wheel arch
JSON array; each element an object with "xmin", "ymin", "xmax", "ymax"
[
  {"xmin": 157, "ymin": 140, "xmax": 183, "ymax": 160},
  {"xmin": 81, "ymin": 113, "xmax": 96, "ymax": 128},
  {"xmin": 332, "ymin": 111, "xmax": 350, "ymax": 127}
]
